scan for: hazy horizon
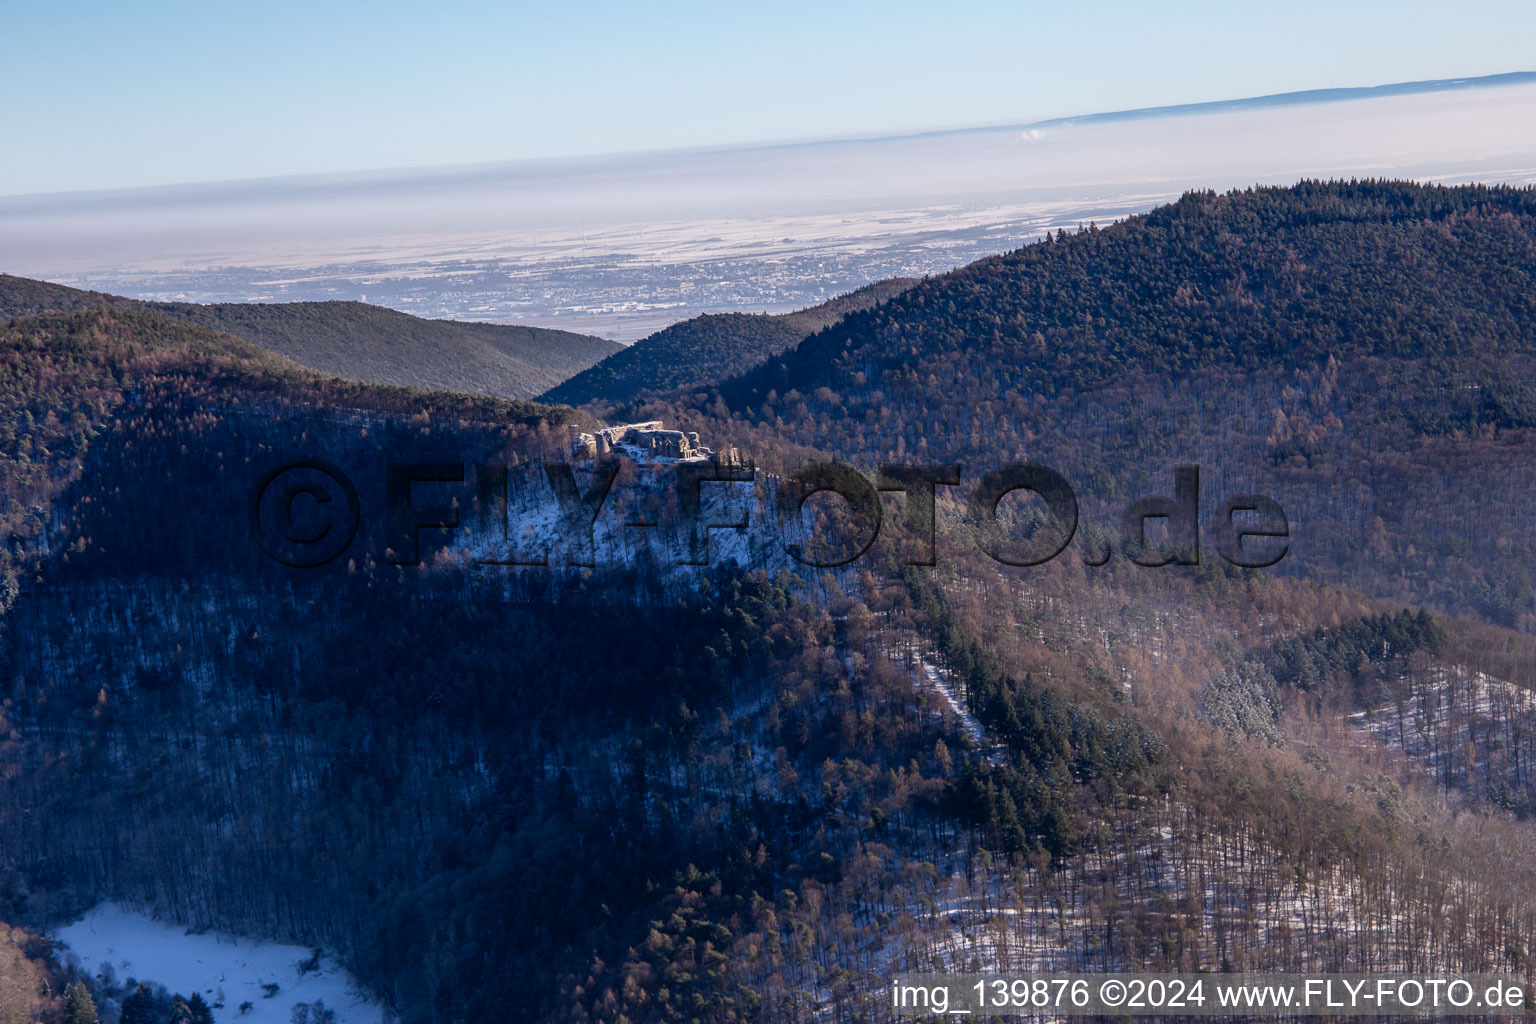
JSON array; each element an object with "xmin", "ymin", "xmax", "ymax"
[
  {"xmin": 6, "ymin": 71, "xmax": 1536, "ymax": 341},
  {"xmin": 11, "ymin": 0, "xmax": 1536, "ymax": 196},
  {"xmin": 5, "ymin": 69, "xmax": 1531, "ymax": 203}
]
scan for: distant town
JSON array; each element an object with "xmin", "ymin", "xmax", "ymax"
[{"xmin": 32, "ymin": 200, "xmax": 1141, "ymax": 342}]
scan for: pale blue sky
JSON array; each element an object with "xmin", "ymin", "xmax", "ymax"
[{"xmin": 5, "ymin": 0, "xmax": 1535, "ymax": 197}]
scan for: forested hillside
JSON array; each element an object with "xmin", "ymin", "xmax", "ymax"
[
  {"xmin": 719, "ymin": 181, "xmax": 1536, "ymax": 413},
  {"xmin": 646, "ymin": 181, "xmax": 1536, "ymax": 629},
  {"xmin": 0, "ymin": 305, "xmax": 581, "ymax": 625},
  {"xmin": 8, "ymin": 182, "xmax": 1536, "ymax": 1024},
  {"xmin": 541, "ymin": 279, "xmax": 914, "ymax": 409},
  {"xmin": 0, "ymin": 274, "xmax": 619, "ymax": 400}
]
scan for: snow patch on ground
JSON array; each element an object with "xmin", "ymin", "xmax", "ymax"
[{"xmin": 55, "ymin": 904, "xmax": 389, "ymax": 1024}]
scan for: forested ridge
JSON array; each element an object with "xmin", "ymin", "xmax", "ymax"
[
  {"xmin": 541, "ymin": 279, "xmax": 915, "ymax": 410},
  {"xmin": 636, "ymin": 181, "xmax": 1536, "ymax": 632},
  {"xmin": 720, "ymin": 180, "xmax": 1536, "ymax": 411},
  {"xmin": 6, "ymin": 182, "xmax": 1536, "ymax": 1023},
  {"xmin": 0, "ymin": 275, "xmax": 620, "ymax": 401},
  {"xmin": 0, "ymin": 304, "xmax": 582, "ymax": 665}
]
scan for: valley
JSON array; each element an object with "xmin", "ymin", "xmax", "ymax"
[{"xmin": 4, "ymin": 180, "xmax": 1536, "ymax": 1022}]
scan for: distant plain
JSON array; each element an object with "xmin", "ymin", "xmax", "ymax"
[{"xmin": 4, "ymin": 77, "xmax": 1534, "ymax": 341}]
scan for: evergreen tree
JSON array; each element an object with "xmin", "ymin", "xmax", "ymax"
[
  {"xmin": 64, "ymin": 981, "xmax": 100, "ymax": 1024},
  {"xmin": 120, "ymin": 984, "xmax": 158, "ymax": 1024},
  {"xmin": 187, "ymin": 992, "xmax": 215, "ymax": 1024}
]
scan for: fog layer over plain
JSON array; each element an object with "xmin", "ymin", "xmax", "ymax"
[{"xmin": 4, "ymin": 80, "xmax": 1534, "ymax": 340}]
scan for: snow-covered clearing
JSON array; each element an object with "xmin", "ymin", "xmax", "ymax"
[{"xmin": 55, "ymin": 904, "xmax": 389, "ymax": 1024}]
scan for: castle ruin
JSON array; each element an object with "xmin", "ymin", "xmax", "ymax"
[{"xmin": 571, "ymin": 420, "xmax": 742, "ymax": 467}]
